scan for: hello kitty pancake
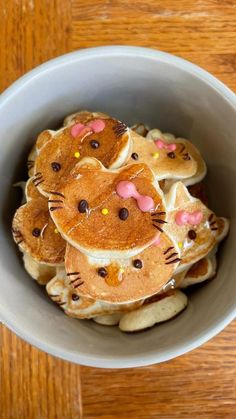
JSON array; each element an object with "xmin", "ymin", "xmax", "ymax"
[
  {"xmin": 46, "ymin": 267, "xmax": 143, "ymax": 318},
  {"xmin": 147, "ymin": 129, "xmax": 207, "ymax": 186},
  {"xmin": 65, "ymin": 232, "xmax": 180, "ymax": 303},
  {"xmin": 127, "ymin": 128, "xmax": 206, "ymax": 184},
  {"xmin": 49, "ymin": 157, "xmax": 167, "ymax": 259},
  {"xmin": 33, "ymin": 111, "xmax": 132, "ymax": 197},
  {"xmin": 164, "ymin": 181, "xmax": 229, "ymax": 271},
  {"xmin": 12, "ymin": 178, "xmax": 66, "ymax": 265}
]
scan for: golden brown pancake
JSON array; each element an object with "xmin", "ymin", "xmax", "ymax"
[
  {"xmin": 65, "ymin": 233, "xmax": 180, "ymax": 303},
  {"xmin": 49, "ymin": 158, "xmax": 167, "ymax": 258},
  {"xmin": 12, "ymin": 180, "xmax": 66, "ymax": 265},
  {"xmin": 33, "ymin": 112, "xmax": 132, "ymax": 197},
  {"xmin": 127, "ymin": 130, "xmax": 198, "ymax": 181}
]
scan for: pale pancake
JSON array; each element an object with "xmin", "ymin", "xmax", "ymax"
[
  {"xmin": 127, "ymin": 130, "xmax": 198, "ymax": 181},
  {"xmin": 93, "ymin": 314, "xmax": 123, "ymax": 326},
  {"xmin": 34, "ymin": 112, "xmax": 132, "ymax": 197},
  {"xmin": 119, "ymin": 289, "xmax": 188, "ymax": 332},
  {"xmin": 164, "ymin": 181, "xmax": 229, "ymax": 271},
  {"xmin": 23, "ymin": 252, "xmax": 57, "ymax": 285},
  {"xmin": 146, "ymin": 129, "xmax": 206, "ymax": 185},
  {"xmin": 50, "ymin": 158, "xmax": 167, "ymax": 259},
  {"xmin": 65, "ymin": 232, "xmax": 180, "ymax": 303},
  {"xmin": 180, "ymin": 255, "xmax": 217, "ymax": 288},
  {"xmin": 46, "ymin": 268, "xmax": 143, "ymax": 319}
]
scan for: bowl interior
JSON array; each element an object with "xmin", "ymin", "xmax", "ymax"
[{"xmin": 0, "ymin": 48, "xmax": 235, "ymax": 367}]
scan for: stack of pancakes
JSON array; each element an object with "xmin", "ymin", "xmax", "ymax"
[{"xmin": 12, "ymin": 111, "xmax": 229, "ymax": 332}]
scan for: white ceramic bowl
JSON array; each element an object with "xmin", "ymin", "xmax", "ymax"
[{"xmin": 0, "ymin": 46, "xmax": 235, "ymax": 368}]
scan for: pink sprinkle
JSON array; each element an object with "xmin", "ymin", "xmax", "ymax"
[
  {"xmin": 175, "ymin": 210, "xmax": 203, "ymax": 226},
  {"xmin": 71, "ymin": 123, "xmax": 86, "ymax": 138},
  {"xmin": 88, "ymin": 119, "xmax": 105, "ymax": 133},
  {"xmin": 155, "ymin": 139, "xmax": 176, "ymax": 152},
  {"xmin": 116, "ymin": 181, "xmax": 137, "ymax": 199}
]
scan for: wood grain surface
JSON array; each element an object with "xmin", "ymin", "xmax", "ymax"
[{"xmin": 0, "ymin": 1, "xmax": 235, "ymax": 418}]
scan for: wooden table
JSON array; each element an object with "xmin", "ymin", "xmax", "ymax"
[{"xmin": 1, "ymin": 1, "xmax": 235, "ymax": 418}]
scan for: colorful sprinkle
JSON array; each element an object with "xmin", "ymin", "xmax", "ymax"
[
  {"xmin": 178, "ymin": 242, "xmax": 183, "ymax": 249},
  {"xmin": 54, "ymin": 228, "xmax": 59, "ymax": 234},
  {"xmin": 74, "ymin": 151, "xmax": 81, "ymax": 158},
  {"xmin": 152, "ymin": 152, "xmax": 159, "ymax": 159},
  {"xmin": 101, "ymin": 208, "xmax": 109, "ymax": 215},
  {"xmin": 119, "ymin": 268, "xmax": 125, "ymax": 274}
]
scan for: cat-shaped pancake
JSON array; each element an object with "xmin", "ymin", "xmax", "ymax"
[
  {"xmin": 46, "ymin": 267, "xmax": 143, "ymax": 318},
  {"xmin": 65, "ymin": 232, "xmax": 180, "ymax": 303},
  {"xmin": 127, "ymin": 128, "xmax": 206, "ymax": 185},
  {"xmin": 164, "ymin": 182, "xmax": 229, "ymax": 271},
  {"xmin": 12, "ymin": 178, "xmax": 66, "ymax": 265},
  {"xmin": 49, "ymin": 158, "xmax": 167, "ymax": 259},
  {"xmin": 33, "ymin": 111, "xmax": 132, "ymax": 197}
]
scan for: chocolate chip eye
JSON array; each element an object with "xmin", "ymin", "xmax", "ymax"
[
  {"xmin": 131, "ymin": 152, "xmax": 139, "ymax": 160},
  {"xmin": 119, "ymin": 208, "xmax": 129, "ymax": 221},
  {"xmin": 32, "ymin": 228, "xmax": 41, "ymax": 237},
  {"xmin": 133, "ymin": 259, "xmax": 143, "ymax": 269},
  {"xmin": 188, "ymin": 230, "xmax": 197, "ymax": 240},
  {"xmin": 72, "ymin": 294, "xmax": 80, "ymax": 301},
  {"xmin": 98, "ymin": 267, "xmax": 108, "ymax": 277},
  {"xmin": 90, "ymin": 140, "xmax": 100, "ymax": 149},
  {"xmin": 78, "ymin": 200, "xmax": 89, "ymax": 213},
  {"xmin": 167, "ymin": 152, "xmax": 176, "ymax": 159},
  {"xmin": 51, "ymin": 162, "xmax": 61, "ymax": 172},
  {"xmin": 183, "ymin": 153, "xmax": 191, "ymax": 161}
]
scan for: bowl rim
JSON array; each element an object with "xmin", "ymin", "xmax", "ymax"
[{"xmin": 0, "ymin": 46, "xmax": 235, "ymax": 368}]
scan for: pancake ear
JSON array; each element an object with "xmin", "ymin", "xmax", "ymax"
[
  {"xmin": 36, "ymin": 130, "xmax": 54, "ymax": 152},
  {"xmin": 165, "ymin": 181, "xmax": 193, "ymax": 210},
  {"xmin": 69, "ymin": 157, "xmax": 105, "ymax": 179}
]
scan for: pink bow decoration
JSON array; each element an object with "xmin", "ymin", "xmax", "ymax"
[
  {"xmin": 116, "ymin": 181, "xmax": 154, "ymax": 212},
  {"xmin": 155, "ymin": 139, "xmax": 176, "ymax": 152},
  {"xmin": 175, "ymin": 210, "xmax": 203, "ymax": 226},
  {"xmin": 71, "ymin": 119, "xmax": 105, "ymax": 138}
]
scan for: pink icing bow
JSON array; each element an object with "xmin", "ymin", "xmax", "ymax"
[
  {"xmin": 71, "ymin": 119, "xmax": 105, "ymax": 138},
  {"xmin": 155, "ymin": 139, "xmax": 176, "ymax": 152},
  {"xmin": 175, "ymin": 210, "xmax": 203, "ymax": 226},
  {"xmin": 116, "ymin": 181, "xmax": 154, "ymax": 212}
]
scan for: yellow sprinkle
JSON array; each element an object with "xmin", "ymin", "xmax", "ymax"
[
  {"xmin": 54, "ymin": 228, "xmax": 59, "ymax": 234},
  {"xmin": 152, "ymin": 152, "xmax": 159, "ymax": 159},
  {"xmin": 74, "ymin": 151, "xmax": 80, "ymax": 158},
  {"xmin": 120, "ymin": 268, "xmax": 125, "ymax": 274},
  {"xmin": 101, "ymin": 208, "xmax": 109, "ymax": 215},
  {"xmin": 178, "ymin": 242, "xmax": 183, "ymax": 249}
]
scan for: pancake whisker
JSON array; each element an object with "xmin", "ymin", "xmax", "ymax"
[
  {"xmin": 179, "ymin": 145, "xmax": 186, "ymax": 154},
  {"xmin": 165, "ymin": 252, "xmax": 178, "ymax": 261},
  {"xmin": 208, "ymin": 213, "xmax": 214, "ymax": 222},
  {"xmin": 48, "ymin": 199, "xmax": 63, "ymax": 203},
  {"xmin": 49, "ymin": 206, "xmax": 63, "ymax": 211},
  {"xmin": 67, "ymin": 272, "xmax": 80, "ymax": 276},
  {"xmin": 165, "ymin": 257, "xmax": 181, "ymax": 265},
  {"xmin": 163, "ymin": 246, "xmax": 174, "ymax": 255},
  {"xmin": 151, "ymin": 211, "xmax": 166, "ymax": 216},
  {"xmin": 152, "ymin": 224, "xmax": 163, "ymax": 233},
  {"xmin": 34, "ymin": 179, "xmax": 44, "ymax": 187},
  {"xmin": 152, "ymin": 219, "xmax": 167, "ymax": 224}
]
